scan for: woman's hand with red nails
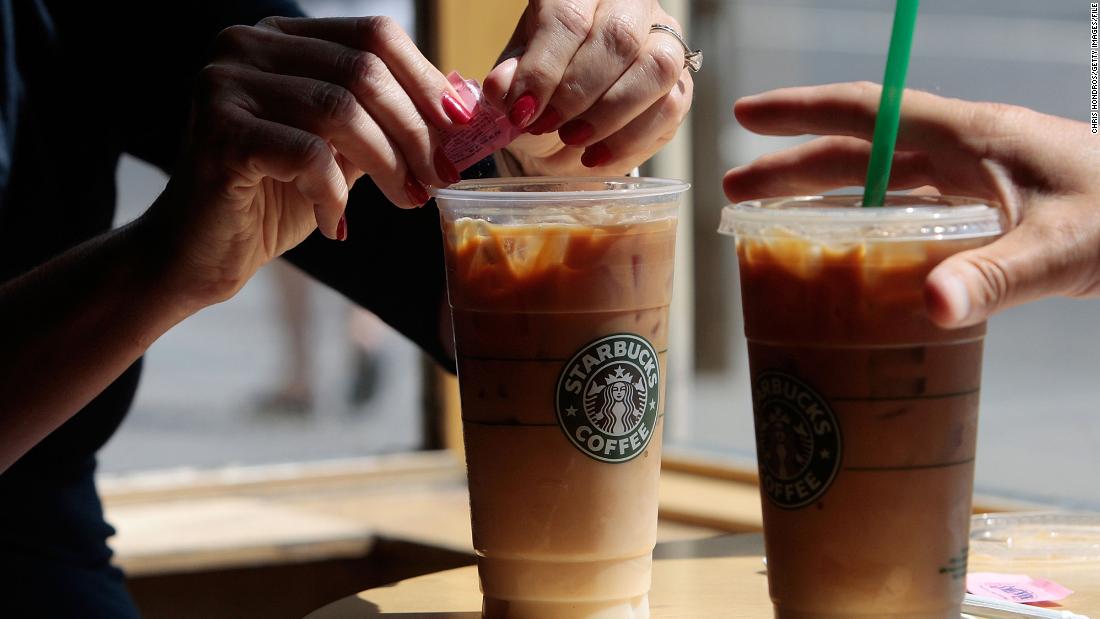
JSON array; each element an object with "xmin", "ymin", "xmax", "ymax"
[
  {"xmin": 723, "ymin": 82, "xmax": 1100, "ymax": 328},
  {"xmin": 482, "ymin": 0, "xmax": 694, "ymax": 176},
  {"xmin": 152, "ymin": 16, "xmax": 469, "ymax": 309}
]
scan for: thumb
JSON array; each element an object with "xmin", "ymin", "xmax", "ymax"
[
  {"xmin": 924, "ymin": 220, "xmax": 1086, "ymax": 328},
  {"xmin": 482, "ymin": 53, "xmax": 521, "ymax": 114}
]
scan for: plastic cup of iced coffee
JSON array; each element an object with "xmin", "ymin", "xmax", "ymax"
[
  {"xmin": 435, "ymin": 177, "xmax": 688, "ymax": 619},
  {"xmin": 719, "ymin": 195, "xmax": 1004, "ymax": 619}
]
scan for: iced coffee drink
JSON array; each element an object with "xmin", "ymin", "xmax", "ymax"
[
  {"xmin": 720, "ymin": 196, "xmax": 1004, "ymax": 618},
  {"xmin": 435, "ymin": 178, "xmax": 687, "ymax": 619}
]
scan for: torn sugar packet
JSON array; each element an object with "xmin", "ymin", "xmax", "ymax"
[{"xmin": 440, "ymin": 71, "xmax": 523, "ymax": 173}]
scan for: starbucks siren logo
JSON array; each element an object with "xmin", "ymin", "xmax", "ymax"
[
  {"xmin": 556, "ymin": 334, "xmax": 660, "ymax": 463},
  {"xmin": 753, "ymin": 371, "xmax": 842, "ymax": 509}
]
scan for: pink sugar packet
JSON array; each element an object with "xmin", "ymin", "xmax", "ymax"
[
  {"xmin": 440, "ymin": 71, "xmax": 523, "ymax": 173},
  {"xmin": 967, "ymin": 572, "xmax": 1074, "ymax": 604}
]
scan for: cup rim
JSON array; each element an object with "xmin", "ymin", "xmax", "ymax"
[
  {"xmin": 431, "ymin": 176, "xmax": 690, "ymax": 203},
  {"xmin": 719, "ymin": 194, "xmax": 1005, "ymax": 241}
]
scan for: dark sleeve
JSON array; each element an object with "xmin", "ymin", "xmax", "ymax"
[
  {"xmin": 284, "ymin": 182, "xmax": 455, "ymax": 371},
  {"xmin": 80, "ymin": 0, "xmax": 307, "ymax": 173},
  {"xmin": 284, "ymin": 158, "xmax": 498, "ymax": 370}
]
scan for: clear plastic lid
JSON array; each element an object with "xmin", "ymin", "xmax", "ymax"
[
  {"xmin": 433, "ymin": 176, "xmax": 690, "ymax": 201},
  {"xmin": 432, "ymin": 176, "xmax": 689, "ymax": 224},
  {"xmin": 970, "ymin": 511, "xmax": 1100, "ymax": 563},
  {"xmin": 718, "ymin": 195, "xmax": 1005, "ymax": 242}
]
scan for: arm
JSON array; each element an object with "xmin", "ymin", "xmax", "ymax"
[
  {"xmin": 0, "ymin": 15, "xmax": 489, "ymax": 470},
  {"xmin": 0, "ymin": 210, "xmax": 192, "ymax": 472}
]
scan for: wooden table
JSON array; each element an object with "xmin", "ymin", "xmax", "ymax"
[{"xmin": 306, "ymin": 533, "xmax": 1100, "ymax": 618}]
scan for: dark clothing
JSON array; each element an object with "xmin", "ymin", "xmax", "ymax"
[
  {"xmin": 0, "ymin": 456, "xmax": 138, "ymax": 618},
  {"xmin": 0, "ymin": 2, "xmax": 456, "ymax": 616}
]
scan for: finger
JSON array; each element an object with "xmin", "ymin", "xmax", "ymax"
[
  {"xmin": 483, "ymin": 56, "xmax": 520, "ymax": 112},
  {"xmin": 578, "ymin": 74, "xmax": 692, "ymax": 171},
  {"xmin": 251, "ymin": 17, "xmax": 472, "ymax": 129},
  {"xmin": 555, "ymin": 21, "xmax": 688, "ymax": 147},
  {"xmin": 481, "ymin": 5, "xmax": 530, "ymax": 114},
  {"xmin": 207, "ymin": 65, "xmax": 429, "ymax": 209},
  {"xmin": 721, "ymin": 136, "xmax": 953, "ymax": 202},
  {"xmin": 300, "ymin": 41, "xmax": 459, "ymax": 188},
  {"xmin": 331, "ymin": 148, "xmax": 365, "ymax": 190},
  {"xmin": 733, "ymin": 81, "xmax": 1013, "ymax": 154},
  {"xmin": 225, "ymin": 68, "xmax": 385, "ymax": 178},
  {"xmin": 503, "ymin": 0, "xmax": 599, "ymax": 128},
  {"xmin": 217, "ymin": 20, "xmax": 458, "ymax": 197},
  {"xmin": 215, "ymin": 104, "xmax": 348, "ymax": 239},
  {"xmin": 528, "ymin": 1, "xmax": 651, "ymax": 136},
  {"xmin": 925, "ymin": 200, "xmax": 1100, "ymax": 328},
  {"xmin": 343, "ymin": 59, "xmax": 458, "ymax": 188}
]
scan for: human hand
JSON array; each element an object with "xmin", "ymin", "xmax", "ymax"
[
  {"xmin": 723, "ymin": 82, "xmax": 1100, "ymax": 328},
  {"xmin": 483, "ymin": 0, "xmax": 694, "ymax": 176},
  {"xmin": 151, "ymin": 16, "xmax": 473, "ymax": 308}
]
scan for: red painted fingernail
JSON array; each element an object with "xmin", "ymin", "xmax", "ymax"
[
  {"xmin": 433, "ymin": 148, "xmax": 461, "ymax": 184},
  {"xmin": 336, "ymin": 216, "xmax": 348, "ymax": 241},
  {"xmin": 526, "ymin": 107, "xmax": 561, "ymax": 135},
  {"xmin": 509, "ymin": 92, "xmax": 538, "ymax": 128},
  {"xmin": 581, "ymin": 142, "xmax": 612, "ymax": 168},
  {"xmin": 559, "ymin": 119, "xmax": 595, "ymax": 146},
  {"xmin": 441, "ymin": 92, "xmax": 472, "ymax": 125},
  {"xmin": 404, "ymin": 172, "xmax": 430, "ymax": 206}
]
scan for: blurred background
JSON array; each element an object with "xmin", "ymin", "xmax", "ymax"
[{"xmin": 106, "ymin": 0, "xmax": 1099, "ymax": 508}]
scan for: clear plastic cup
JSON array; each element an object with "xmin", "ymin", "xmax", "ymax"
[
  {"xmin": 435, "ymin": 177, "xmax": 689, "ymax": 618},
  {"xmin": 719, "ymin": 195, "xmax": 1004, "ymax": 619}
]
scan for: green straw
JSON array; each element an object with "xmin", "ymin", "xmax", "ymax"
[{"xmin": 862, "ymin": 0, "xmax": 920, "ymax": 207}]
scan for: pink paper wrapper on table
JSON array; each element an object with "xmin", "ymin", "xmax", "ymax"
[
  {"xmin": 440, "ymin": 71, "xmax": 523, "ymax": 172},
  {"xmin": 966, "ymin": 572, "xmax": 1075, "ymax": 604}
]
